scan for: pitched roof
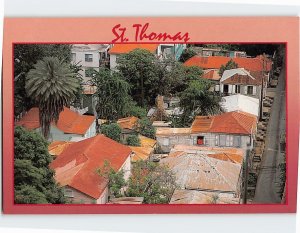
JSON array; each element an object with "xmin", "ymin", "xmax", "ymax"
[
  {"xmin": 156, "ymin": 127, "xmax": 191, "ymax": 136},
  {"xmin": 48, "ymin": 141, "xmax": 74, "ymax": 156},
  {"xmin": 50, "ymin": 135, "xmax": 132, "ymax": 199},
  {"xmin": 202, "ymin": 69, "xmax": 221, "ymax": 81},
  {"xmin": 109, "ymin": 44, "xmax": 159, "ymax": 54},
  {"xmin": 221, "ymin": 68, "xmax": 266, "ymax": 86},
  {"xmin": 130, "ymin": 146, "xmax": 154, "ymax": 162},
  {"xmin": 117, "ymin": 116, "xmax": 139, "ymax": 130},
  {"xmin": 171, "ymin": 145, "xmax": 244, "ymax": 164},
  {"xmin": 139, "ymin": 135, "xmax": 156, "ymax": 148},
  {"xmin": 16, "ymin": 107, "xmax": 95, "ymax": 135},
  {"xmin": 191, "ymin": 111, "xmax": 257, "ymax": 135},
  {"xmin": 160, "ymin": 152, "xmax": 241, "ymax": 192},
  {"xmin": 184, "ymin": 55, "xmax": 272, "ymax": 72}
]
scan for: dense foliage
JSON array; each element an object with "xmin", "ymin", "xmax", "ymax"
[
  {"xmin": 218, "ymin": 59, "xmax": 239, "ymax": 76},
  {"xmin": 179, "ymin": 79, "xmax": 222, "ymax": 125},
  {"xmin": 14, "ymin": 126, "xmax": 66, "ymax": 204},
  {"xmin": 138, "ymin": 117, "xmax": 156, "ymax": 139},
  {"xmin": 92, "ymin": 68, "xmax": 131, "ymax": 121},
  {"xmin": 127, "ymin": 160, "xmax": 177, "ymax": 204},
  {"xmin": 25, "ymin": 57, "xmax": 80, "ymax": 138},
  {"xmin": 97, "ymin": 160, "xmax": 126, "ymax": 199},
  {"xmin": 14, "ymin": 44, "xmax": 73, "ymax": 117},
  {"xmin": 179, "ymin": 47, "xmax": 197, "ymax": 62},
  {"xmin": 100, "ymin": 123, "xmax": 122, "ymax": 142},
  {"xmin": 126, "ymin": 135, "xmax": 141, "ymax": 146}
]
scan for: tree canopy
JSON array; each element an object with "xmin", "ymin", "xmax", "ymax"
[
  {"xmin": 126, "ymin": 135, "xmax": 141, "ymax": 146},
  {"xmin": 100, "ymin": 123, "xmax": 122, "ymax": 142},
  {"xmin": 218, "ymin": 59, "xmax": 239, "ymax": 76},
  {"xmin": 179, "ymin": 47, "xmax": 197, "ymax": 63},
  {"xmin": 127, "ymin": 160, "xmax": 177, "ymax": 204},
  {"xmin": 14, "ymin": 44, "xmax": 73, "ymax": 117},
  {"xmin": 14, "ymin": 126, "xmax": 66, "ymax": 204},
  {"xmin": 92, "ymin": 68, "xmax": 131, "ymax": 121},
  {"xmin": 25, "ymin": 57, "xmax": 80, "ymax": 138},
  {"xmin": 179, "ymin": 79, "xmax": 222, "ymax": 125}
]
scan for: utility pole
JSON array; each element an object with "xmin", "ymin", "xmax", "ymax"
[
  {"xmin": 259, "ymin": 53, "xmax": 266, "ymax": 121},
  {"xmin": 243, "ymin": 143, "xmax": 251, "ymax": 204}
]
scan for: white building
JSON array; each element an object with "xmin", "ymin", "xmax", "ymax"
[
  {"xmin": 71, "ymin": 44, "xmax": 110, "ymax": 83},
  {"xmin": 220, "ymin": 94, "xmax": 260, "ymax": 117}
]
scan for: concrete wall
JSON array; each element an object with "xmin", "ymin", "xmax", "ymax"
[
  {"xmin": 120, "ymin": 155, "xmax": 131, "ymax": 181},
  {"xmin": 110, "ymin": 54, "xmax": 118, "ymax": 70}
]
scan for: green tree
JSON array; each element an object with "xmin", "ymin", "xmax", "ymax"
[
  {"xmin": 91, "ymin": 68, "xmax": 131, "ymax": 121},
  {"xmin": 179, "ymin": 47, "xmax": 197, "ymax": 62},
  {"xmin": 126, "ymin": 135, "xmax": 141, "ymax": 146},
  {"xmin": 218, "ymin": 59, "xmax": 239, "ymax": 76},
  {"xmin": 14, "ymin": 44, "xmax": 73, "ymax": 117},
  {"xmin": 100, "ymin": 123, "xmax": 122, "ymax": 142},
  {"xmin": 124, "ymin": 100, "xmax": 147, "ymax": 119},
  {"xmin": 138, "ymin": 117, "xmax": 156, "ymax": 139},
  {"xmin": 117, "ymin": 49, "xmax": 159, "ymax": 107},
  {"xmin": 14, "ymin": 126, "xmax": 66, "ymax": 204},
  {"xmin": 25, "ymin": 57, "xmax": 80, "ymax": 138},
  {"xmin": 97, "ymin": 160, "xmax": 126, "ymax": 199},
  {"xmin": 127, "ymin": 160, "xmax": 177, "ymax": 204},
  {"xmin": 179, "ymin": 79, "xmax": 222, "ymax": 125}
]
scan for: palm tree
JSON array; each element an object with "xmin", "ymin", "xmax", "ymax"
[{"xmin": 25, "ymin": 57, "xmax": 79, "ymax": 138}]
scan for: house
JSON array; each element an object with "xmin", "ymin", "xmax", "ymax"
[
  {"xmin": 156, "ymin": 128, "xmax": 192, "ymax": 152},
  {"xmin": 220, "ymin": 94, "xmax": 260, "ymax": 117},
  {"xmin": 191, "ymin": 111, "xmax": 257, "ymax": 152},
  {"xmin": 192, "ymin": 46, "xmax": 247, "ymax": 58},
  {"xmin": 71, "ymin": 44, "xmax": 110, "ymax": 84},
  {"xmin": 50, "ymin": 134, "xmax": 132, "ymax": 204},
  {"xmin": 156, "ymin": 111, "xmax": 257, "ymax": 153},
  {"xmin": 184, "ymin": 55, "xmax": 272, "ymax": 73},
  {"xmin": 109, "ymin": 43, "xmax": 186, "ymax": 69},
  {"xmin": 160, "ymin": 147, "xmax": 242, "ymax": 204},
  {"xmin": 219, "ymin": 68, "xmax": 268, "ymax": 100},
  {"xmin": 130, "ymin": 135, "xmax": 157, "ymax": 162},
  {"xmin": 117, "ymin": 116, "xmax": 139, "ymax": 142},
  {"xmin": 202, "ymin": 69, "xmax": 222, "ymax": 92},
  {"xmin": 16, "ymin": 107, "xmax": 96, "ymax": 142}
]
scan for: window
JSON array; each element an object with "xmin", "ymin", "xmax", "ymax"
[
  {"xmin": 218, "ymin": 135, "xmax": 237, "ymax": 147},
  {"xmin": 223, "ymin": 84, "xmax": 229, "ymax": 93},
  {"xmin": 71, "ymin": 53, "xmax": 76, "ymax": 62},
  {"xmin": 247, "ymin": 86, "xmax": 254, "ymax": 95},
  {"xmin": 85, "ymin": 54, "xmax": 93, "ymax": 62},
  {"xmin": 197, "ymin": 136, "xmax": 204, "ymax": 145},
  {"xmin": 64, "ymin": 188, "xmax": 74, "ymax": 198},
  {"xmin": 235, "ymin": 85, "xmax": 241, "ymax": 93}
]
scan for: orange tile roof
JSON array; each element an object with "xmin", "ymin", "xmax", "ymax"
[
  {"xmin": 16, "ymin": 107, "xmax": 95, "ymax": 135},
  {"xmin": 48, "ymin": 141, "xmax": 74, "ymax": 156},
  {"xmin": 156, "ymin": 127, "xmax": 191, "ymax": 136},
  {"xmin": 117, "ymin": 116, "xmax": 139, "ymax": 130},
  {"xmin": 109, "ymin": 44, "xmax": 159, "ymax": 54},
  {"xmin": 202, "ymin": 69, "xmax": 221, "ymax": 81},
  {"xmin": 184, "ymin": 55, "xmax": 272, "ymax": 72},
  {"xmin": 222, "ymin": 71, "xmax": 266, "ymax": 86},
  {"xmin": 50, "ymin": 135, "xmax": 132, "ymax": 199},
  {"xmin": 130, "ymin": 146, "xmax": 154, "ymax": 162},
  {"xmin": 191, "ymin": 111, "xmax": 257, "ymax": 135},
  {"xmin": 138, "ymin": 135, "xmax": 156, "ymax": 148}
]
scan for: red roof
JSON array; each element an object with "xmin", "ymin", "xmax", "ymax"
[
  {"xmin": 109, "ymin": 44, "xmax": 159, "ymax": 54},
  {"xmin": 50, "ymin": 135, "xmax": 132, "ymax": 199},
  {"xmin": 16, "ymin": 107, "xmax": 95, "ymax": 135},
  {"xmin": 184, "ymin": 55, "xmax": 272, "ymax": 72},
  {"xmin": 191, "ymin": 111, "xmax": 257, "ymax": 135}
]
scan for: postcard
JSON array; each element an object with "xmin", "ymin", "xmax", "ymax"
[{"xmin": 2, "ymin": 17, "xmax": 299, "ymax": 214}]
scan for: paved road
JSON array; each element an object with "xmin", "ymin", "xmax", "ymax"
[{"xmin": 253, "ymin": 67, "xmax": 286, "ymax": 203}]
